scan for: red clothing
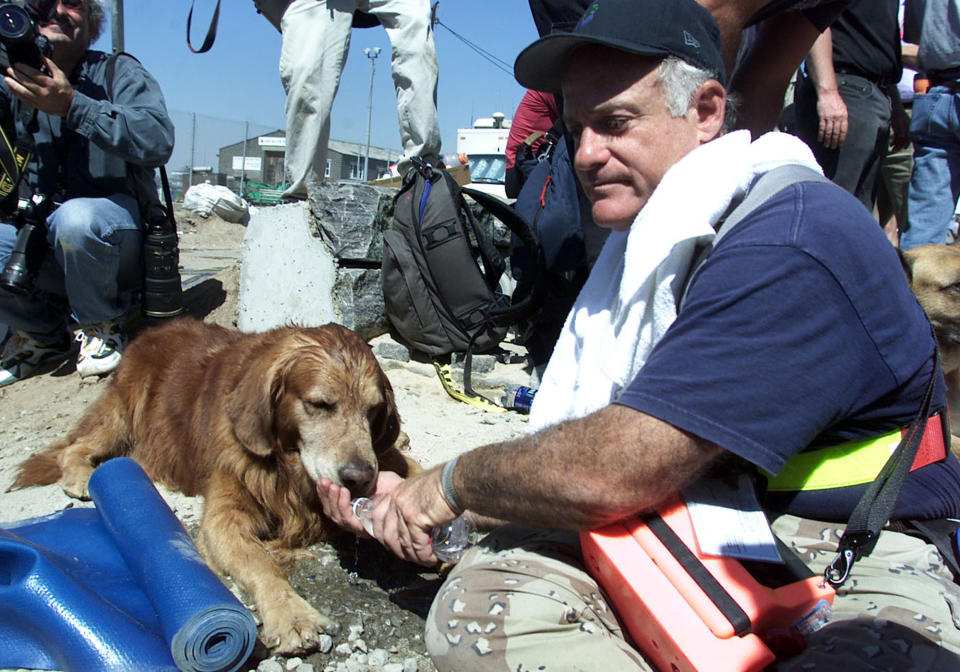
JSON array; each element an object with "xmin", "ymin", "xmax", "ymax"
[{"xmin": 505, "ymin": 90, "xmax": 559, "ymax": 169}]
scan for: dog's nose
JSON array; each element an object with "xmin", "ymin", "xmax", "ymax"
[{"xmin": 338, "ymin": 460, "xmax": 376, "ymax": 495}]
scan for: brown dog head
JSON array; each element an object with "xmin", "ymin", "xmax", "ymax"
[
  {"xmin": 226, "ymin": 324, "xmax": 403, "ymax": 496},
  {"xmin": 901, "ymin": 244, "xmax": 960, "ymax": 373}
]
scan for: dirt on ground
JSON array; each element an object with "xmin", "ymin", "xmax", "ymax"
[{"xmin": 0, "ymin": 206, "xmax": 533, "ymax": 672}]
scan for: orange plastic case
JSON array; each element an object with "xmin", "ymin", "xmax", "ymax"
[{"xmin": 580, "ymin": 499, "xmax": 835, "ymax": 672}]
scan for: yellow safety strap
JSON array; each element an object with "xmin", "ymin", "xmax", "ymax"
[
  {"xmin": 433, "ymin": 361, "xmax": 506, "ymax": 414},
  {"xmin": 763, "ymin": 429, "xmax": 902, "ymax": 492}
]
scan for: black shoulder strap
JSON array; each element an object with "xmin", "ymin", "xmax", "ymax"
[
  {"xmin": 187, "ymin": 0, "xmax": 221, "ymax": 54},
  {"xmin": 825, "ymin": 343, "xmax": 940, "ymax": 587},
  {"xmin": 461, "ymin": 185, "xmax": 545, "ymax": 324},
  {"xmin": 680, "ymin": 165, "xmax": 829, "ymax": 309}
]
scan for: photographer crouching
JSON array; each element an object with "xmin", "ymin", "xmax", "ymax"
[{"xmin": 0, "ymin": 0, "xmax": 173, "ymax": 385}]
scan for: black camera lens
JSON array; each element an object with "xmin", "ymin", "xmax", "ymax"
[{"xmin": 0, "ymin": 5, "xmax": 30, "ymax": 40}]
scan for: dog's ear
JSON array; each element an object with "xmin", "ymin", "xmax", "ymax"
[
  {"xmin": 226, "ymin": 349, "xmax": 285, "ymax": 456},
  {"xmin": 371, "ymin": 367, "xmax": 403, "ymax": 457},
  {"xmin": 899, "ymin": 247, "xmax": 915, "ymax": 284}
]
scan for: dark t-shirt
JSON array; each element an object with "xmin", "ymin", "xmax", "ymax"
[
  {"xmin": 616, "ymin": 180, "xmax": 960, "ymax": 522},
  {"xmin": 526, "ymin": 0, "xmax": 590, "ymax": 36},
  {"xmin": 747, "ymin": 0, "xmax": 852, "ymax": 31},
  {"xmin": 527, "ymin": 0, "xmax": 852, "ymax": 36},
  {"xmin": 830, "ymin": 0, "xmax": 902, "ymax": 83}
]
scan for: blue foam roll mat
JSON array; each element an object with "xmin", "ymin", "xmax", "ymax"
[{"xmin": 0, "ymin": 457, "xmax": 257, "ymax": 672}]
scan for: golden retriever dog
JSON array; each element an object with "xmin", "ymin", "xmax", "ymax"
[
  {"xmin": 901, "ymin": 243, "xmax": 960, "ymax": 457},
  {"xmin": 10, "ymin": 317, "xmax": 418, "ymax": 654}
]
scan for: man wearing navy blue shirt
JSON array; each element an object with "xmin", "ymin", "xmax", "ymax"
[{"xmin": 318, "ymin": 0, "xmax": 960, "ymax": 668}]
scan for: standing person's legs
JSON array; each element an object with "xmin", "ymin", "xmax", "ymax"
[
  {"xmin": 424, "ymin": 525, "xmax": 652, "ymax": 671},
  {"xmin": 828, "ymin": 76, "xmax": 891, "ymax": 211},
  {"xmin": 279, "ymin": 0, "xmax": 355, "ymax": 199},
  {"xmin": 369, "ymin": 0, "xmax": 441, "ymax": 175},
  {"xmin": 878, "ymin": 106, "xmax": 913, "ymax": 245},
  {"xmin": 793, "ymin": 74, "xmax": 890, "ymax": 211},
  {"xmin": 901, "ymin": 88, "xmax": 960, "ymax": 250},
  {"xmin": 792, "ymin": 72, "xmax": 836, "ymax": 173}
]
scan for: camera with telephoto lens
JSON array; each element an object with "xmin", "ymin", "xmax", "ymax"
[
  {"xmin": 0, "ymin": 193, "xmax": 52, "ymax": 294},
  {"xmin": 0, "ymin": 196, "xmax": 186, "ymax": 318},
  {"xmin": 0, "ymin": 0, "xmax": 53, "ymax": 72},
  {"xmin": 142, "ymin": 207, "xmax": 183, "ymax": 320}
]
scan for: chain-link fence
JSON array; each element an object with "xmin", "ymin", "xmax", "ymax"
[{"xmin": 166, "ymin": 110, "xmax": 278, "ymax": 202}]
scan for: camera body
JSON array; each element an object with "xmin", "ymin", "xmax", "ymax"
[{"xmin": 0, "ymin": 0, "xmax": 53, "ymax": 71}]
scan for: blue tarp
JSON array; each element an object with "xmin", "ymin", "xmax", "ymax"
[{"xmin": 0, "ymin": 457, "xmax": 257, "ymax": 672}]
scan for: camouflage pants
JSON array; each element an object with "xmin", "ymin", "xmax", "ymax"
[{"xmin": 424, "ymin": 516, "xmax": 960, "ymax": 671}]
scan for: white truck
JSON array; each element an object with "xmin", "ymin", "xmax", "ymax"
[{"xmin": 455, "ymin": 112, "xmax": 511, "ymax": 198}]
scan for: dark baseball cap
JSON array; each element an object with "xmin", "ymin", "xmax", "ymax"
[{"xmin": 514, "ymin": 0, "xmax": 726, "ymax": 93}]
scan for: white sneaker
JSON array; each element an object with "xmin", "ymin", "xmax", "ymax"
[
  {"xmin": 0, "ymin": 330, "xmax": 71, "ymax": 386},
  {"xmin": 74, "ymin": 321, "xmax": 126, "ymax": 378}
]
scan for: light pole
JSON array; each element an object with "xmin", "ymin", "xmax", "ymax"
[
  {"xmin": 110, "ymin": 0, "xmax": 124, "ymax": 53},
  {"xmin": 363, "ymin": 47, "xmax": 381, "ymax": 182}
]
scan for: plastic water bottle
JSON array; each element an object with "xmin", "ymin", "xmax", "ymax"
[
  {"xmin": 351, "ymin": 497, "xmax": 477, "ymax": 563},
  {"xmin": 500, "ymin": 385, "xmax": 537, "ymax": 413}
]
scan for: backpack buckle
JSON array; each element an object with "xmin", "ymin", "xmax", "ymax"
[{"xmin": 410, "ymin": 156, "xmax": 435, "ymax": 180}]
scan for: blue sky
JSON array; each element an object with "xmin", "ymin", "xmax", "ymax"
[{"xmin": 91, "ymin": 2, "xmax": 538, "ymax": 172}]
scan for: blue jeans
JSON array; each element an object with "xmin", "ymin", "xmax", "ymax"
[
  {"xmin": 901, "ymin": 86, "xmax": 960, "ymax": 250},
  {"xmin": 0, "ymin": 195, "xmax": 143, "ymax": 338}
]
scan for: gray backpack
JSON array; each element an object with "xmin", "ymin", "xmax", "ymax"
[{"xmin": 382, "ymin": 159, "xmax": 542, "ymax": 392}]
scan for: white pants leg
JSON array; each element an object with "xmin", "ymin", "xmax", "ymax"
[
  {"xmin": 366, "ymin": 0, "xmax": 441, "ymax": 174},
  {"xmin": 278, "ymin": 0, "xmax": 354, "ymax": 198}
]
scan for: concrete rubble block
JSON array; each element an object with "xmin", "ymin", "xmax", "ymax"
[
  {"xmin": 308, "ymin": 182, "xmax": 398, "ymax": 264},
  {"xmin": 465, "ymin": 198, "xmax": 513, "ymax": 248},
  {"xmin": 237, "ymin": 202, "xmax": 338, "ymax": 334},
  {"xmin": 333, "ymin": 267, "xmax": 389, "ymax": 340},
  {"xmin": 238, "ymin": 198, "xmax": 392, "ymax": 339}
]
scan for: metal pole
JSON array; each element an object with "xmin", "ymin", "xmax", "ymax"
[
  {"xmin": 189, "ymin": 113, "xmax": 196, "ymax": 187},
  {"xmin": 362, "ymin": 47, "xmax": 380, "ymax": 182},
  {"xmin": 110, "ymin": 0, "xmax": 124, "ymax": 53},
  {"xmin": 240, "ymin": 121, "xmax": 248, "ymax": 198}
]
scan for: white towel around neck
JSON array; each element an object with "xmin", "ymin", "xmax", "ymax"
[{"xmin": 527, "ymin": 131, "xmax": 822, "ymax": 432}]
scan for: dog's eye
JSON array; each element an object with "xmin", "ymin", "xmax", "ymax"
[{"xmin": 303, "ymin": 400, "xmax": 333, "ymax": 415}]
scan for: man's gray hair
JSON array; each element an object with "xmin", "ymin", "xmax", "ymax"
[
  {"xmin": 656, "ymin": 56, "xmax": 738, "ymax": 132},
  {"xmin": 87, "ymin": 0, "xmax": 106, "ymax": 43}
]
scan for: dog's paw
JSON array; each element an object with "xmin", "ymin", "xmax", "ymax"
[
  {"xmin": 261, "ymin": 593, "xmax": 337, "ymax": 654},
  {"xmin": 59, "ymin": 473, "xmax": 91, "ymax": 500}
]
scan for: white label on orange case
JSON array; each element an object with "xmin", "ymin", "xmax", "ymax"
[{"xmin": 683, "ymin": 474, "xmax": 781, "ymax": 563}]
